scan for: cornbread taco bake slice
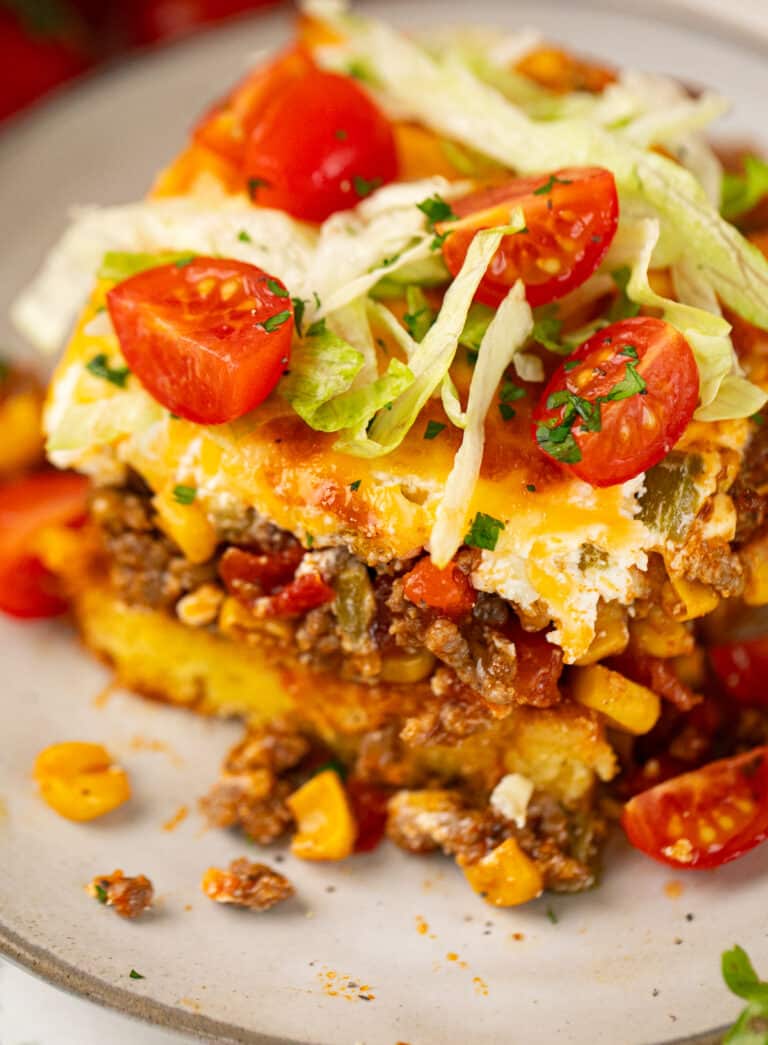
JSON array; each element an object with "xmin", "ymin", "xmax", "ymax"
[{"xmin": 11, "ymin": 0, "xmax": 768, "ymax": 903}]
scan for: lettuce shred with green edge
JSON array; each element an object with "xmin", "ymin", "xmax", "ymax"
[{"xmin": 98, "ymin": 251, "xmax": 196, "ymax": 281}]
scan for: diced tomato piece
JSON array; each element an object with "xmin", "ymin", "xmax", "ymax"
[
  {"xmin": 621, "ymin": 746, "xmax": 768, "ymax": 869},
  {"xmin": 710, "ymin": 635, "xmax": 768, "ymax": 706},
  {"xmin": 609, "ymin": 650, "xmax": 700, "ymax": 712},
  {"xmin": 402, "ymin": 557, "xmax": 476, "ymax": 618},
  {"xmin": 0, "ymin": 472, "xmax": 88, "ymax": 619},
  {"xmin": 501, "ymin": 619, "xmax": 564, "ymax": 707},
  {"xmin": 533, "ymin": 317, "xmax": 699, "ymax": 487},
  {"xmin": 260, "ymin": 572, "xmax": 335, "ymax": 618},
  {"xmin": 346, "ymin": 780, "xmax": 389, "ymax": 853},
  {"xmin": 107, "ymin": 257, "xmax": 293, "ymax": 425},
  {"xmin": 438, "ymin": 167, "xmax": 618, "ymax": 308},
  {"xmin": 219, "ymin": 544, "xmax": 304, "ymax": 599}
]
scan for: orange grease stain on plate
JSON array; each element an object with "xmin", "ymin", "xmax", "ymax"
[
  {"xmin": 473, "ymin": 976, "xmax": 489, "ymax": 997},
  {"xmin": 129, "ymin": 734, "xmax": 183, "ymax": 767},
  {"xmin": 317, "ymin": 967, "xmax": 375, "ymax": 1002},
  {"xmin": 92, "ymin": 681, "xmax": 119, "ymax": 709},
  {"xmin": 665, "ymin": 880, "xmax": 684, "ymax": 899},
  {"xmin": 0, "ymin": 797, "xmax": 7, "ymax": 822},
  {"xmin": 178, "ymin": 997, "xmax": 202, "ymax": 1012},
  {"xmin": 510, "ymin": 932, "xmax": 526, "ymax": 941},
  {"xmin": 162, "ymin": 804, "xmax": 188, "ymax": 832}
]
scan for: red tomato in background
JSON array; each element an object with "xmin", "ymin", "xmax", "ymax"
[
  {"xmin": 621, "ymin": 746, "xmax": 768, "ymax": 869},
  {"xmin": 107, "ymin": 257, "xmax": 294, "ymax": 425},
  {"xmin": 0, "ymin": 472, "xmax": 88, "ymax": 619},
  {"xmin": 710, "ymin": 635, "xmax": 768, "ymax": 706},
  {"xmin": 0, "ymin": 8, "xmax": 90, "ymax": 122},
  {"xmin": 134, "ymin": 0, "xmax": 280, "ymax": 44},
  {"xmin": 243, "ymin": 66, "xmax": 398, "ymax": 221},
  {"xmin": 402, "ymin": 557, "xmax": 477, "ymax": 618},
  {"xmin": 533, "ymin": 316, "xmax": 699, "ymax": 487},
  {"xmin": 438, "ymin": 167, "xmax": 618, "ymax": 308},
  {"xmin": 347, "ymin": 780, "xmax": 389, "ymax": 853}
]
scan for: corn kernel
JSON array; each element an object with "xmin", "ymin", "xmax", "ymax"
[
  {"xmin": 571, "ymin": 664, "xmax": 661, "ymax": 735},
  {"xmin": 575, "ymin": 601, "xmax": 629, "ymax": 665},
  {"xmin": 176, "ymin": 584, "xmax": 223, "ymax": 627},
  {"xmin": 741, "ymin": 533, "xmax": 768, "ymax": 606},
  {"xmin": 630, "ymin": 608, "xmax": 694, "ymax": 659},
  {"xmin": 153, "ymin": 490, "xmax": 217, "ymax": 565},
  {"xmin": 461, "ymin": 838, "xmax": 543, "ymax": 907},
  {"xmin": 34, "ymin": 742, "xmax": 131, "ymax": 822},
  {"xmin": 0, "ymin": 392, "xmax": 43, "ymax": 475},
  {"xmin": 662, "ymin": 573, "xmax": 719, "ymax": 621},
  {"xmin": 287, "ymin": 769, "xmax": 355, "ymax": 861}
]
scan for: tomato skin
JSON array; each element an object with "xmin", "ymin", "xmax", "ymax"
[
  {"xmin": 261, "ymin": 572, "xmax": 335, "ymax": 618},
  {"xmin": 621, "ymin": 746, "xmax": 768, "ymax": 870},
  {"xmin": 107, "ymin": 257, "xmax": 293, "ymax": 425},
  {"xmin": 439, "ymin": 167, "xmax": 618, "ymax": 308},
  {"xmin": 533, "ymin": 317, "xmax": 699, "ymax": 487},
  {"xmin": 710, "ymin": 636, "xmax": 768, "ymax": 706},
  {"xmin": 243, "ymin": 68, "xmax": 398, "ymax": 222},
  {"xmin": 402, "ymin": 557, "xmax": 476, "ymax": 618},
  {"xmin": 219, "ymin": 545, "xmax": 304, "ymax": 600},
  {"xmin": 347, "ymin": 780, "xmax": 389, "ymax": 853},
  {"xmin": 0, "ymin": 472, "xmax": 88, "ymax": 619},
  {"xmin": 500, "ymin": 620, "xmax": 564, "ymax": 707},
  {"xmin": 0, "ymin": 12, "xmax": 90, "ymax": 122}
]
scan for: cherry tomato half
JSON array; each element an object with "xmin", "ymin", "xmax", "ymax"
[
  {"xmin": 438, "ymin": 167, "xmax": 618, "ymax": 308},
  {"xmin": 243, "ymin": 67, "xmax": 398, "ymax": 222},
  {"xmin": 710, "ymin": 635, "xmax": 768, "ymax": 706},
  {"xmin": 0, "ymin": 471, "xmax": 88, "ymax": 619},
  {"xmin": 533, "ymin": 316, "xmax": 699, "ymax": 487},
  {"xmin": 402, "ymin": 557, "xmax": 477, "ymax": 618},
  {"xmin": 107, "ymin": 257, "xmax": 294, "ymax": 425},
  {"xmin": 621, "ymin": 746, "xmax": 768, "ymax": 869}
]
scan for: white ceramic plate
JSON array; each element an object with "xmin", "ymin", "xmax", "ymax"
[{"xmin": 2, "ymin": 3, "xmax": 768, "ymax": 1043}]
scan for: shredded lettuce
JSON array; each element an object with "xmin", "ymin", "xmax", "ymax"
[
  {"xmin": 307, "ymin": 5, "xmax": 768, "ymax": 331},
  {"xmin": 337, "ymin": 226, "xmax": 508, "ymax": 457},
  {"xmin": 430, "ymin": 282, "xmax": 533, "ymax": 567},
  {"xmin": 98, "ymin": 251, "xmax": 196, "ymax": 281},
  {"xmin": 47, "ymin": 388, "xmax": 164, "ymax": 455}
]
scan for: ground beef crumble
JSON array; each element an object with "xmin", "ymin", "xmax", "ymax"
[
  {"xmin": 201, "ymin": 858, "xmax": 294, "ymax": 911},
  {"xmin": 88, "ymin": 870, "xmax": 154, "ymax": 919}
]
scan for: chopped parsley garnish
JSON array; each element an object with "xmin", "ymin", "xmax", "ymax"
[
  {"xmin": 563, "ymin": 359, "xmax": 580, "ymax": 371},
  {"xmin": 313, "ymin": 291, "xmax": 322, "ymax": 309},
  {"xmin": 266, "ymin": 278, "xmax": 289, "ymax": 298},
  {"xmin": 403, "ymin": 286, "xmax": 435, "ymax": 342},
  {"xmin": 464, "ymin": 512, "xmax": 505, "ymax": 552},
  {"xmin": 500, "ymin": 381, "xmax": 525, "ymax": 404},
  {"xmin": 262, "ymin": 310, "xmax": 292, "ymax": 333},
  {"xmin": 417, "ymin": 193, "xmax": 457, "ymax": 228},
  {"xmin": 424, "ymin": 420, "xmax": 446, "ymax": 440},
  {"xmin": 349, "ymin": 479, "xmax": 362, "ymax": 491},
  {"xmin": 335, "ymin": 128, "xmax": 348, "ymax": 140},
  {"xmin": 721, "ymin": 945, "xmax": 768, "ymax": 1043},
  {"xmin": 380, "ymin": 251, "xmax": 401, "ymax": 269},
  {"xmin": 533, "ymin": 173, "xmax": 573, "ymax": 196},
  {"xmin": 353, "ymin": 175, "xmax": 383, "ymax": 199},
  {"xmin": 172, "ymin": 484, "xmax": 197, "ymax": 505},
  {"xmin": 751, "ymin": 411, "xmax": 765, "ymax": 425},
  {"xmin": 237, "ymin": 229, "xmax": 253, "ymax": 243},
  {"xmin": 499, "ymin": 403, "xmax": 516, "ymax": 421},
  {"xmin": 291, "ymin": 297, "xmax": 307, "ymax": 337},
  {"xmin": 345, "ymin": 59, "xmax": 375, "ymax": 84},
  {"xmin": 306, "ymin": 317, "xmax": 327, "ymax": 338},
  {"xmin": 86, "ymin": 354, "xmax": 131, "ymax": 389},
  {"xmin": 305, "ymin": 533, "xmax": 314, "ymax": 549},
  {"xmin": 247, "ymin": 176, "xmax": 270, "ymax": 200},
  {"xmin": 129, "ymin": 969, "xmax": 145, "ymax": 980},
  {"xmin": 608, "ymin": 266, "xmax": 641, "ymax": 322},
  {"xmin": 531, "ymin": 305, "xmax": 566, "ymax": 354},
  {"xmin": 94, "ymin": 883, "xmax": 108, "ymax": 904},
  {"xmin": 526, "ymin": 484, "xmax": 537, "ymax": 493},
  {"xmin": 546, "ymin": 905, "xmax": 558, "ymax": 924},
  {"xmin": 605, "ymin": 358, "xmax": 646, "ymax": 401},
  {"xmin": 174, "ymin": 255, "xmax": 195, "ymax": 269}
]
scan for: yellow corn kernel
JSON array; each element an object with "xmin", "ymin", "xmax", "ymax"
[
  {"xmin": 673, "ymin": 649, "xmax": 707, "ymax": 690},
  {"xmin": 287, "ymin": 769, "xmax": 355, "ymax": 861},
  {"xmin": 662, "ymin": 573, "xmax": 719, "ymax": 621},
  {"xmin": 153, "ymin": 490, "xmax": 217, "ymax": 565},
  {"xmin": 741, "ymin": 533, "xmax": 768, "ymax": 606},
  {"xmin": 461, "ymin": 838, "xmax": 543, "ymax": 907},
  {"xmin": 0, "ymin": 392, "xmax": 43, "ymax": 474},
  {"xmin": 380, "ymin": 649, "xmax": 436, "ymax": 684},
  {"xmin": 571, "ymin": 664, "xmax": 661, "ymax": 735},
  {"xmin": 630, "ymin": 608, "xmax": 694, "ymax": 659},
  {"xmin": 33, "ymin": 742, "xmax": 131, "ymax": 822},
  {"xmin": 574, "ymin": 601, "xmax": 629, "ymax": 665},
  {"xmin": 176, "ymin": 583, "xmax": 223, "ymax": 627}
]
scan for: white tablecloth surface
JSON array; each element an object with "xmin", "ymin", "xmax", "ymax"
[{"xmin": 2, "ymin": 1, "xmax": 768, "ymax": 1043}]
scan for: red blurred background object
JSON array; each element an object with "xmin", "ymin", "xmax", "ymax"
[{"xmin": 0, "ymin": 0, "xmax": 283, "ymax": 123}]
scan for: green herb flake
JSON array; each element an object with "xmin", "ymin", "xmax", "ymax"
[
  {"xmin": 751, "ymin": 411, "xmax": 765, "ymax": 426},
  {"xmin": 499, "ymin": 403, "xmax": 516, "ymax": 421},
  {"xmin": 532, "ymin": 173, "xmax": 573, "ymax": 196},
  {"xmin": 94, "ymin": 883, "xmax": 108, "ymax": 904},
  {"xmin": 306, "ymin": 318, "xmax": 327, "ymax": 339},
  {"xmin": 431, "ymin": 231, "xmax": 450, "ymax": 251},
  {"xmin": 237, "ymin": 229, "xmax": 253, "ymax": 243},
  {"xmin": 247, "ymin": 176, "xmax": 270, "ymax": 200},
  {"xmin": 417, "ymin": 193, "xmax": 457, "ymax": 229},
  {"xmin": 563, "ymin": 359, "xmax": 580, "ymax": 371},
  {"xmin": 526, "ymin": 483, "xmax": 537, "ymax": 493},
  {"xmin": 608, "ymin": 266, "xmax": 641, "ymax": 322},
  {"xmin": 291, "ymin": 297, "xmax": 307, "ymax": 338},
  {"xmin": 172, "ymin": 484, "xmax": 197, "ymax": 505},
  {"xmin": 403, "ymin": 285, "xmax": 435, "ymax": 343},
  {"xmin": 174, "ymin": 254, "xmax": 195, "ymax": 269},
  {"xmin": 305, "ymin": 533, "xmax": 315, "ymax": 549},
  {"xmin": 352, "ymin": 175, "xmax": 383, "ymax": 199},
  {"xmin": 349, "ymin": 479, "xmax": 362, "ymax": 491},
  {"xmin": 262, "ymin": 310, "xmax": 292, "ymax": 333},
  {"xmin": 604, "ymin": 360, "xmax": 647, "ymax": 402},
  {"xmin": 500, "ymin": 381, "xmax": 525, "ymax": 404},
  {"xmin": 129, "ymin": 969, "xmax": 145, "ymax": 980},
  {"xmin": 721, "ymin": 944, "xmax": 768, "ymax": 1043},
  {"xmin": 464, "ymin": 512, "xmax": 505, "ymax": 552},
  {"xmin": 532, "ymin": 305, "xmax": 566, "ymax": 354},
  {"xmin": 345, "ymin": 59, "xmax": 375, "ymax": 84},
  {"xmin": 546, "ymin": 906, "xmax": 558, "ymax": 924},
  {"xmin": 266, "ymin": 278, "xmax": 290, "ymax": 298},
  {"xmin": 424, "ymin": 420, "xmax": 446, "ymax": 440},
  {"xmin": 334, "ymin": 128, "xmax": 348, "ymax": 140},
  {"xmin": 86, "ymin": 354, "xmax": 131, "ymax": 389},
  {"xmin": 466, "ymin": 348, "xmax": 479, "ymax": 366}
]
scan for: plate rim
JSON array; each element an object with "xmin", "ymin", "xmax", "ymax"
[{"xmin": 0, "ymin": 1, "xmax": 764, "ymax": 1041}]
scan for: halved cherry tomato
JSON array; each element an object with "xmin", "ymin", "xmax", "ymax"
[
  {"xmin": 438, "ymin": 167, "xmax": 618, "ymax": 308},
  {"xmin": 243, "ymin": 67, "xmax": 398, "ymax": 222},
  {"xmin": 402, "ymin": 557, "xmax": 476, "ymax": 618},
  {"xmin": 0, "ymin": 471, "xmax": 88, "ymax": 619},
  {"xmin": 533, "ymin": 317, "xmax": 699, "ymax": 487},
  {"xmin": 346, "ymin": 780, "xmax": 389, "ymax": 853},
  {"xmin": 260, "ymin": 572, "xmax": 335, "ymax": 618},
  {"xmin": 622, "ymin": 746, "xmax": 768, "ymax": 869},
  {"xmin": 710, "ymin": 635, "xmax": 768, "ymax": 706},
  {"xmin": 107, "ymin": 257, "xmax": 293, "ymax": 425}
]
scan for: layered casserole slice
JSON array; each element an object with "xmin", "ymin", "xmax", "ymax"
[{"xmin": 12, "ymin": 3, "xmax": 768, "ymax": 903}]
